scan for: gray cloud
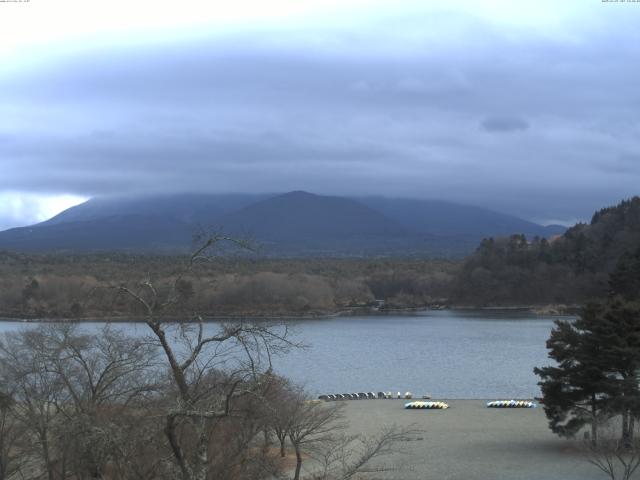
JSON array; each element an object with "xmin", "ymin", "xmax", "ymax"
[
  {"xmin": 480, "ymin": 116, "xmax": 529, "ymax": 133},
  {"xmin": 0, "ymin": 10, "xmax": 639, "ymax": 227},
  {"xmin": 597, "ymin": 153, "xmax": 640, "ymax": 175}
]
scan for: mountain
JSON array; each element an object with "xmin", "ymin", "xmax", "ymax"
[
  {"xmin": 0, "ymin": 191, "xmax": 565, "ymax": 256},
  {"xmin": 42, "ymin": 193, "xmax": 267, "ymax": 226},
  {"xmin": 0, "ymin": 214, "xmax": 192, "ymax": 252},
  {"xmin": 216, "ymin": 191, "xmax": 422, "ymax": 255},
  {"xmin": 359, "ymin": 197, "xmax": 565, "ymax": 238}
]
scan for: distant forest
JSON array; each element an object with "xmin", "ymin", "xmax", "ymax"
[
  {"xmin": 0, "ymin": 255, "xmax": 455, "ymax": 319},
  {"xmin": 453, "ymin": 197, "xmax": 640, "ymax": 306},
  {"xmin": 0, "ymin": 197, "xmax": 638, "ymax": 319}
]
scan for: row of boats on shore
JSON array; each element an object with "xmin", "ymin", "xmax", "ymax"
[
  {"xmin": 404, "ymin": 400, "xmax": 537, "ymax": 409},
  {"xmin": 318, "ymin": 393, "xmax": 537, "ymax": 409},
  {"xmin": 318, "ymin": 391, "xmax": 426, "ymax": 401}
]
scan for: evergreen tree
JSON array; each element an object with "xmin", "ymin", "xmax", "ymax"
[
  {"xmin": 593, "ymin": 299, "xmax": 640, "ymax": 445},
  {"xmin": 609, "ymin": 246, "xmax": 640, "ymax": 302},
  {"xmin": 534, "ymin": 303, "xmax": 610, "ymax": 445},
  {"xmin": 536, "ymin": 299, "xmax": 640, "ymax": 446}
]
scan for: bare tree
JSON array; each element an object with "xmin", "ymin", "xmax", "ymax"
[
  {"xmin": 104, "ymin": 411, "xmax": 173, "ymax": 480},
  {"xmin": 583, "ymin": 419, "xmax": 640, "ymax": 480},
  {"xmin": 287, "ymin": 395, "xmax": 346, "ymax": 480},
  {"xmin": 0, "ymin": 392, "xmax": 26, "ymax": 480},
  {"xmin": 0, "ymin": 328, "xmax": 68, "ymax": 480},
  {"xmin": 308, "ymin": 426, "xmax": 419, "ymax": 480},
  {"xmin": 282, "ymin": 389, "xmax": 417, "ymax": 480},
  {"xmin": 41, "ymin": 323, "xmax": 160, "ymax": 475},
  {"xmin": 263, "ymin": 374, "xmax": 298, "ymax": 458},
  {"xmin": 42, "ymin": 324, "xmax": 160, "ymax": 416},
  {"xmin": 111, "ymin": 234, "xmax": 297, "ymax": 480},
  {"xmin": 204, "ymin": 380, "xmax": 283, "ymax": 480},
  {"xmin": 0, "ymin": 323, "xmax": 163, "ymax": 480}
]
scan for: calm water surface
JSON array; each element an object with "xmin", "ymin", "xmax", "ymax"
[{"xmin": 0, "ymin": 310, "xmax": 566, "ymax": 398}]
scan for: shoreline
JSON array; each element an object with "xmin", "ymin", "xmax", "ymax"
[{"xmin": 0, "ymin": 304, "xmax": 579, "ymax": 323}]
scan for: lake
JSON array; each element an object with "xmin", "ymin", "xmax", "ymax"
[{"xmin": 0, "ymin": 309, "xmax": 565, "ymax": 399}]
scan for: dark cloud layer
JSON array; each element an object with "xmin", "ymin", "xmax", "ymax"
[
  {"xmin": 1, "ymin": 9, "xmax": 639, "ymax": 227},
  {"xmin": 480, "ymin": 116, "xmax": 529, "ymax": 133}
]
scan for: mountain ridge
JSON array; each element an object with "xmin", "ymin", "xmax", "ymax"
[{"xmin": 0, "ymin": 191, "xmax": 566, "ymax": 256}]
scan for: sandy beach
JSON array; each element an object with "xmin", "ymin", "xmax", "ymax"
[{"xmin": 325, "ymin": 400, "xmax": 606, "ymax": 480}]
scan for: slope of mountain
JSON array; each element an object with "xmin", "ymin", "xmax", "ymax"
[
  {"xmin": 216, "ymin": 191, "xmax": 423, "ymax": 255},
  {"xmin": 359, "ymin": 197, "xmax": 565, "ymax": 238},
  {"xmin": 220, "ymin": 191, "xmax": 409, "ymax": 241},
  {"xmin": 42, "ymin": 193, "xmax": 268, "ymax": 227},
  {"xmin": 0, "ymin": 191, "xmax": 566, "ymax": 256},
  {"xmin": 0, "ymin": 214, "xmax": 193, "ymax": 252}
]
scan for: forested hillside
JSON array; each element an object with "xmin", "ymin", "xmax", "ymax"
[{"xmin": 453, "ymin": 197, "xmax": 640, "ymax": 305}]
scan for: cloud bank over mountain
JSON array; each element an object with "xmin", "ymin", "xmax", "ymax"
[{"xmin": 0, "ymin": 0, "xmax": 638, "ymax": 229}]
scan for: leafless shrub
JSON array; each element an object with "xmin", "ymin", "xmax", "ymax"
[
  {"xmin": 583, "ymin": 419, "xmax": 640, "ymax": 480},
  {"xmin": 308, "ymin": 425, "xmax": 420, "ymax": 480},
  {"xmin": 261, "ymin": 381, "xmax": 417, "ymax": 480}
]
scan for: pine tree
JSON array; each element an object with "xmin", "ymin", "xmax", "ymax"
[
  {"xmin": 609, "ymin": 246, "xmax": 640, "ymax": 302},
  {"xmin": 536, "ymin": 241, "xmax": 640, "ymax": 446},
  {"xmin": 534, "ymin": 303, "xmax": 610, "ymax": 445},
  {"xmin": 592, "ymin": 299, "xmax": 640, "ymax": 445}
]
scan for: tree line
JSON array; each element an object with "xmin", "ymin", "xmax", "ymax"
[{"xmin": 0, "ymin": 253, "xmax": 454, "ymax": 319}]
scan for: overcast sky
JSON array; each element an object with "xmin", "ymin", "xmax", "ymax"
[{"xmin": 1, "ymin": 0, "xmax": 639, "ymax": 230}]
